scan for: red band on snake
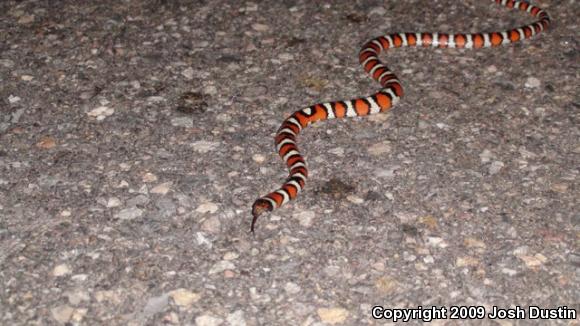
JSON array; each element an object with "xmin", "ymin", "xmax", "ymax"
[{"xmin": 252, "ymin": 0, "xmax": 551, "ymax": 232}]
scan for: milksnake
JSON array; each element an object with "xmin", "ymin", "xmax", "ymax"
[{"xmin": 251, "ymin": 0, "xmax": 551, "ymax": 232}]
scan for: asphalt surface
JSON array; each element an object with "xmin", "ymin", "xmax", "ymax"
[{"xmin": 1, "ymin": 0, "xmax": 578, "ymax": 325}]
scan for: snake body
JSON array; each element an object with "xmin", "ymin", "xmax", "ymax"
[{"xmin": 252, "ymin": 0, "xmax": 551, "ymax": 232}]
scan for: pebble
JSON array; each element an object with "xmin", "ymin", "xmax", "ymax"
[
  {"xmin": 489, "ymin": 160, "xmax": 504, "ymax": 175},
  {"xmin": 170, "ymin": 289, "xmax": 200, "ymax": 307},
  {"xmin": 181, "ymin": 67, "xmax": 194, "ymax": 79},
  {"xmin": 251, "ymin": 23, "xmax": 269, "ymax": 32},
  {"xmin": 317, "ymin": 307, "xmax": 349, "ymax": 324},
  {"xmin": 455, "ymin": 256, "xmax": 480, "ymax": 267},
  {"xmin": 0, "ymin": 59, "xmax": 14, "ymax": 68},
  {"xmin": 367, "ymin": 141, "xmax": 391, "ymax": 156},
  {"xmin": 151, "ymin": 182, "xmax": 172, "ymax": 194},
  {"xmin": 21, "ymin": 75, "xmax": 34, "ymax": 81},
  {"xmin": 201, "ymin": 215, "xmax": 221, "ymax": 233},
  {"xmin": 142, "ymin": 172, "xmax": 158, "ymax": 182},
  {"xmin": 426, "ymin": 237, "xmax": 448, "ymax": 248},
  {"xmin": 346, "ymin": 195, "xmax": 364, "ymax": 204},
  {"xmin": 223, "ymin": 252, "xmax": 239, "ymax": 260},
  {"xmin": 53, "ymin": 264, "xmax": 72, "ymax": 277},
  {"xmin": 550, "ymin": 183, "xmax": 568, "ymax": 193},
  {"xmin": 18, "ymin": 14, "xmax": 35, "ymax": 24},
  {"xmin": 156, "ymin": 197, "xmax": 176, "ymax": 217},
  {"xmin": 278, "ymin": 53, "xmax": 294, "ymax": 61},
  {"xmin": 293, "ymin": 210, "xmax": 315, "ymax": 227},
  {"xmin": 524, "ymin": 76, "xmax": 541, "ymax": 88},
  {"xmin": 127, "ymin": 194, "xmax": 149, "ymax": 207},
  {"xmin": 192, "ymin": 141, "xmax": 219, "ymax": 153},
  {"xmin": 501, "ymin": 268, "xmax": 518, "ymax": 276},
  {"xmin": 171, "ymin": 117, "xmax": 194, "ymax": 128},
  {"xmin": 114, "ymin": 207, "xmax": 143, "ymax": 220},
  {"xmin": 284, "ymin": 282, "xmax": 301, "ymax": 295},
  {"xmin": 369, "ymin": 7, "xmax": 387, "ymax": 16},
  {"xmin": 375, "ymin": 276, "xmax": 398, "ymax": 294},
  {"xmin": 204, "ymin": 85, "xmax": 217, "ymax": 95},
  {"xmin": 328, "ymin": 147, "xmax": 344, "ymax": 156},
  {"xmin": 142, "ymin": 293, "xmax": 169, "ymax": 316},
  {"xmin": 106, "ymin": 197, "xmax": 121, "ymax": 208},
  {"xmin": 464, "ymin": 238, "xmax": 486, "ymax": 249},
  {"xmin": 66, "ymin": 290, "xmax": 90, "ymax": 305},
  {"xmin": 480, "ymin": 149, "xmax": 493, "ymax": 163},
  {"xmin": 87, "ymin": 106, "xmax": 114, "ymax": 120},
  {"xmin": 209, "ymin": 260, "xmax": 235, "ymax": 274},
  {"xmin": 195, "ymin": 315, "xmax": 223, "ymax": 326},
  {"xmin": 518, "ymin": 254, "xmax": 547, "ymax": 268},
  {"xmin": 36, "ymin": 136, "xmax": 56, "ymax": 149},
  {"xmin": 252, "ymin": 154, "xmax": 265, "ymax": 163},
  {"xmin": 8, "ymin": 95, "xmax": 20, "ymax": 103},
  {"xmin": 196, "ymin": 202, "xmax": 219, "ymax": 214},
  {"xmin": 195, "ymin": 232, "xmax": 213, "ymax": 248},
  {"xmin": 71, "ymin": 274, "xmax": 88, "ymax": 282},
  {"xmin": 51, "ymin": 305, "xmax": 74, "ymax": 323},
  {"xmin": 226, "ymin": 310, "xmax": 246, "ymax": 326}
]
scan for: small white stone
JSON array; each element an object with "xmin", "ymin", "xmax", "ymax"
[
  {"xmin": 223, "ymin": 252, "xmax": 239, "ymax": 260},
  {"xmin": 204, "ymin": 85, "xmax": 217, "ymax": 95},
  {"xmin": 196, "ymin": 202, "xmax": 219, "ymax": 214},
  {"xmin": 329, "ymin": 147, "xmax": 344, "ymax": 156},
  {"xmin": 195, "ymin": 232, "xmax": 213, "ymax": 248},
  {"xmin": 71, "ymin": 274, "xmax": 88, "ymax": 282},
  {"xmin": 368, "ymin": 141, "xmax": 391, "ymax": 156},
  {"xmin": 293, "ymin": 210, "xmax": 315, "ymax": 227},
  {"xmin": 284, "ymin": 282, "xmax": 301, "ymax": 294},
  {"xmin": 479, "ymin": 149, "xmax": 493, "ymax": 163},
  {"xmin": 0, "ymin": 59, "xmax": 15, "ymax": 68},
  {"xmin": 142, "ymin": 172, "xmax": 158, "ymax": 182},
  {"xmin": 191, "ymin": 141, "xmax": 219, "ymax": 153},
  {"xmin": 51, "ymin": 305, "xmax": 74, "ymax": 323},
  {"xmin": 8, "ymin": 95, "xmax": 21, "ymax": 103},
  {"xmin": 369, "ymin": 6, "xmax": 387, "ymax": 16},
  {"xmin": 426, "ymin": 237, "xmax": 448, "ymax": 248},
  {"xmin": 196, "ymin": 315, "xmax": 223, "ymax": 326},
  {"xmin": 524, "ymin": 76, "xmax": 541, "ymax": 88},
  {"xmin": 252, "ymin": 154, "xmax": 265, "ymax": 163},
  {"xmin": 347, "ymin": 195, "xmax": 364, "ymax": 204},
  {"xmin": 278, "ymin": 53, "xmax": 294, "ymax": 61},
  {"xmin": 147, "ymin": 96, "xmax": 165, "ymax": 103},
  {"xmin": 317, "ymin": 307, "xmax": 349, "ymax": 324},
  {"xmin": 226, "ymin": 310, "xmax": 246, "ymax": 326},
  {"xmin": 87, "ymin": 106, "xmax": 114, "ymax": 120},
  {"xmin": 21, "ymin": 75, "xmax": 34, "ymax": 81},
  {"xmin": 151, "ymin": 182, "xmax": 172, "ymax": 195},
  {"xmin": 53, "ymin": 264, "xmax": 72, "ymax": 277},
  {"xmin": 501, "ymin": 268, "xmax": 518, "ymax": 276},
  {"xmin": 171, "ymin": 117, "xmax": 194, "ymax": 128},
  {"xmin": 181, "ymin": 67, "xmax": 194, "ymax": 79},
  {"xmin": 251, "ymin": 23, "xmax": 269, "ymax": 32},
  {"xmin": 209, "ymin": 260, "xmax": 235, "ymax": 274},
  {"xmin": 67, "ymin": 290, "xmax": 90, "ymax": 305},
  {"xmin": 489, "ymin": 161, "xmax": 504, "ymax": 175},
  {"xmin": 170, "ymin": 289, "xmax": 200, "ymax": 307},
  {"xmin": 18, "ymin": 14, "xmax": 35, "ymax": 24},
  {"xmin": 106, "ymin": 197, "xmax": 122, "ymax": 208},
  {"xmin": 115, "ymin": 207, "xmax": 143, "ymax": 220}
]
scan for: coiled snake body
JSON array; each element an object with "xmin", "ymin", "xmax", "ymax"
[{"xmin": 252, "ymin": 0, "xmax": 551, "ymax": 232}]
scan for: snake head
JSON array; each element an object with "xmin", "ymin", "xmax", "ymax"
[{"xmin": 251, "ymin": 199, "xmax": 273, "ymax": 233}]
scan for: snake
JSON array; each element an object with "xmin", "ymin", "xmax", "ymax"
[{"xmin": 251, "ymin": 0, "xmax": 551, "ymax": 232}]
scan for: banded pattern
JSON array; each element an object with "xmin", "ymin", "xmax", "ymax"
[{"xmin": 251, "ymin": 0, "xmax": 551, "ymax": 232}]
